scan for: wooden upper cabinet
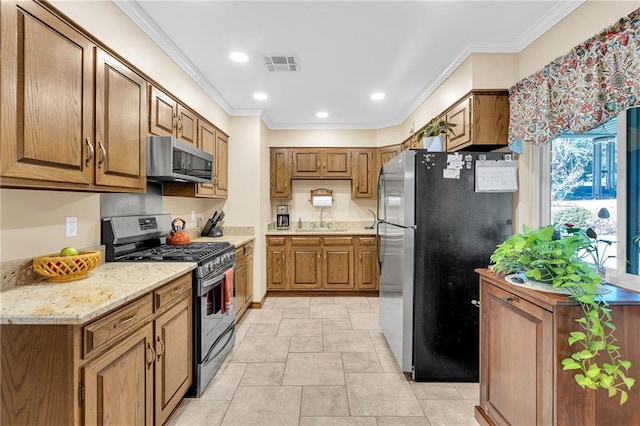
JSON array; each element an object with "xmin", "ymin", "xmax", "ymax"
[
  {"xmin": 379, "ymin": 145, "xmax": 401, "ymax": 166},
  {"xmin": 0, "ymin": 1, "xmax": 94, "ymax": 186},
  {"xmin": 291, "ymin": 148, "xmax": 351, "ymax": 178},
  {"xmin": 149, "ymin": 85, "xmax": 198, "ymax": 145},
  {"xmin": 445, "ymin": 90, "xmax": 509, "ymax": 152},
  {"xmin": 194, "ymin": 120, "xmax": 216, "ymax": 197},
  {"xmin": 176, "ymin": 105, "xmax": 197, "ymax": 145},
  {"xmin": 401, "ymin": 138, "xmax": 411, "ymax": 152},
  {"xmin": 213, "ymin": 132, "xmax": 228, "ymax": 198},
  {"xmin": 291, "ymin": 149, "xmax": 322, "ymax": 177},
  {"xmin": 352, "ymin": 149, "xmax": 376, "ymax": 199},
  {"xmin": 94, "ymin": 49, "xmax": 147, "ymax": 190},
  {"xmin": 322, "ymin": 150, "xmax": 351, "ymax": 177},
  {"xmin": 270, "ymin": 148, "xmax": 292, "ymax": 199}
]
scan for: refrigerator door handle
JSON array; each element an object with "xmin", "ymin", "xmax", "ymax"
[
  {"xmin": 378, "ymin": 220, "xmax": 417, "ymax": 230},
  {"xmin": 376, "ymin": 221, "xmax": 381, "ymax": 269},
  {"xmin": 377, "ymin": 170, "xmax": 385, "ymax": 222}
]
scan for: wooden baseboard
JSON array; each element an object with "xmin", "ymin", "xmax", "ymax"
[
  {"xmin": 474, "ymin": 406, "xmax": 493, "ymax": 426},
  {"xmin": 266, "ymin": 290, "xmax": 379, "ymax": 297},
  {"xmin": 249, "ymin": 293, "xmax": 267, "ymax": 309}
]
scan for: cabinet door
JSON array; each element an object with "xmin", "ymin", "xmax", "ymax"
[
  {"xmin": 356, "ymin": 242, "xmax": 378, "ymax": 290},
  {"xmin": 155, "ymin": 296, "xmax": 192, "ymax": 425},
  {"xmin": 267, "ymin": 238, "xmax": 288, "ymax": 290},
  {"xmin": 290, "ymin": 237, "xmax": 322, "ymax": 289},
  {"xmin": 149, "ymin": 86, "xmax": 177, "ymax": 137},
  {"xmin": 401, "ymin": 138, "xmax": 411, "ymax": 152},
  {"xmin": 322, "ymin": 245, "xmax": 354, "ymax": 290},
  {"xmin": 214, "ymin": 132, "xmax": 228, "ymax": 198},
  {"xmin": 176, "ymin": 105, "xmax": 197, "ymax": 145},
  {"xmin": 352, "ymin": 149, "xmax": 375, "ymax": 199},
  {"xmin": 322, "ymin": 149, "xmax": 351, "ymax": 177},
  {"xmin": 379, "ymin": 145, "xmax": 400, "ymax": 166},
  {"xmin": 94, "ymin": 49, "xmax": 146, "ymax": 190},
  {"xmin": 1, "ymin": 1, "xmax": 94, "ymax": 185},
  {"xmin": 196, "ymin": 120, "xmax": 216, "ymax": 197},
  {"xmin": 291, "ymin": 149, "xmax": 322, "ymax": 177},
  {"xmin": 481, "ymin": 282, "xmax": 553, "ymax": 426},
  {"xmin": 270, "ymin": 148, "xmax": 292, "ymax": 199},
  {"xmin": 446, "ymin": 97, "xmax": 472, "ymax": 151},
  {"xmin": 235, "ymin": 247, "xmax": 246, "ymax": 320},
  {"xmin": 84, "ymin": 323, "xmax": 154, "ymax": 426},
  {"xmin": 245, "ymin": 252, "xmax": 254, "ymax": 306}
]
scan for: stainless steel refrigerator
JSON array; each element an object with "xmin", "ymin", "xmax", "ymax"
[{"xmin": 377, "ymin": 150, "xmax": 514, "ymax": 381}]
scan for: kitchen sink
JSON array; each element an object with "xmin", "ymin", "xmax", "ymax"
[{"xmin": 294, "ymin": 228, "xmax": 349, "ymax": 232}]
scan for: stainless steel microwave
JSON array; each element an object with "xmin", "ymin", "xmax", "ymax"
[{"xmin": 147, "ymin": 136, "xmax": 213, "ymax": 183}]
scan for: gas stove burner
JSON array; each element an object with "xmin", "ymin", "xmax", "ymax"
[{"xmin": 120, "ymin": 241, "xmax": 233, "ymax": 262}]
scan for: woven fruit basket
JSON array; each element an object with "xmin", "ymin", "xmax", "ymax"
[{"xmin": 32, "ymin": 251, "xmax": 102, "ymax": 282}]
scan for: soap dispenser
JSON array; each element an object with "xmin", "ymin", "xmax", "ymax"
[{"xmin": 298, "ymin": 217, "xmax": 302, "ymax": 229}]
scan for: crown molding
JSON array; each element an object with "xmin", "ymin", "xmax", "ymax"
[{"xmin": 115, "ymin": 0, "xmax": 584, "ymax": 131}]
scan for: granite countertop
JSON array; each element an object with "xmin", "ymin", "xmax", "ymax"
[
  {"xmin": 0, "ymin": 262, "xmax": 196, "ymax": 325},
  {"xmin": 193, "ymin": 234, "xmax": 255, "ymax": 246},
  {"xmin": 265, "ymin": 221, "xmax": 376, "ymax": 236}
]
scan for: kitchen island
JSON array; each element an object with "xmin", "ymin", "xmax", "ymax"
[{"xmin": 475, "ymin": 269, "xmax": 640, "ymax": 426}]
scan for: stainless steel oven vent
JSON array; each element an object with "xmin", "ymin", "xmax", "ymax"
[{"xmin": 263, "ymin": 55, "xmax": 299, "ymax": 72}]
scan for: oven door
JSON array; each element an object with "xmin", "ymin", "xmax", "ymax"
[{"xmin": 196, "ymin": 269, "xmax": 235, "ymax": 363}]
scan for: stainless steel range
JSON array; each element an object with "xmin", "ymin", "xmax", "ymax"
[{"xmin": 102, "ymin": 214, "xmax": 236, "ymax": 397}]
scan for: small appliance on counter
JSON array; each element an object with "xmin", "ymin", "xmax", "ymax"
[
  {"xmin": 202, "ymin": 210, "xmax": 224, "ymax": 237},
  {"xmin": 276, "ymin": 205, "xmax": 290, "ymax": 230}
]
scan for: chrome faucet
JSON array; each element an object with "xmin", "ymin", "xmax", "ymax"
[
  {"xmin": 365, "ymin": 209, "xmax": 377, "ymax": 229},
  {"xmin": 320, "ymin": 207, "xmax": 329, "ymax": 228}
]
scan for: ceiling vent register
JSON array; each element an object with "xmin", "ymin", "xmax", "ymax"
[{"xmin": 264, "ymin": 55, "xmax": 299, "ymax": 72}]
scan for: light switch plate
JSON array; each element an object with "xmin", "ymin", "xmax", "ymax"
[
  {"xmin": 66, "ymin": 217, "xmax": 77, "ymax": 237},
  {"xmin": 191, "ymin": 210, "xmax": 196, "ymax": 220}
]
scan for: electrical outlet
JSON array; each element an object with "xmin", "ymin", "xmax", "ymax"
[
  {"xmin": 191, "ymin": 210, "xmax": 196, "ymax": 221},
  {"xmin": 66, "ymin": 217, "xmax": 77, "ymax": 237}
]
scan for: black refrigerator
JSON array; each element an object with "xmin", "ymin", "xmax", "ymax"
[{"xmin": 377, "ymin": 149, "xmax": 514, "ymax": 381}]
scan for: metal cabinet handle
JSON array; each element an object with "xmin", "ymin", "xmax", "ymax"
[
  {"xmin": 178, "ymin": 116, "xmax": 183, "ymax": 132},
  {"xmin": 471, "ymin": 300, "xmax": 480, "ymax": 308},
  {"xmin": 98, "ymin": 140, "xmax": 106, "ymax": 168},
  {"xmin": 317, "ymin": 160, "xmax": 320, "ymax": 168},
  {"xmin": 146, "ymin": 342, "xmax": 156, "ymax": 368},
  {"xmin": 85, "ymin": 137, "xmax": 94, "ymax": 167},
  {"xmin": 212, "ymin": 174, "xmax": 218, "ymax": 186},
  {"xmin": 356, "ymin": 182, "xmax": 359, "ymax": 189},
  {"xmin": 156, "ymin": 336, "xmax": 165, "ymax": 358},
  {"xmin": 503, "ymin": 297, "xmax": 514, "ymax": 304},
  {"xmin": 172, "ymin": 114, "xmax": 177, "ymax": 130},
  {"xmin": 114, "ymin": 313, "xmax": 136, "ymax": 328}
]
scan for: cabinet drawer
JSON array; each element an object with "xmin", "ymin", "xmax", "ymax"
[
  {"xmin": 235, "ymin": 247, "xmax": 245, "ymax": 262},
  {"xmin": 268, "ymin": 237, "xmax": 287, "ymax": 246},
  {"xmin": 83, "ymin": 294, "xmax": 153, "ymax": 357},
  {"xmin": 244, "ymin": 241, "xmax": 254, "ymax": 256},
  {"xmin": 358, "ymin": 237, "xmax": 376, "ymax": 246},
  {"xmin": 323, "ymin": 237, "xmax": 353, "ymax": 246},
  {"xmin": 154, "ymin": 274, "xmax": 192, "ymax": 310},
  {"xmin": 291, "ymin": 237, "xmax": 321, "ymax": 246}
]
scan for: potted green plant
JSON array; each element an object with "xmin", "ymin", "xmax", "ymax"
[
  {"xmin": 489, "ymin": 225, "xmax": 635, "ymax": 404},
  {"xmin": 415, "ymin": 117, "xmax": 456, "ymax": 151}
]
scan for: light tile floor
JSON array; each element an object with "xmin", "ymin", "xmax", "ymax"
[{"xmin": 168, "ymin": 296, "xmax": 479, "ymax": 426}]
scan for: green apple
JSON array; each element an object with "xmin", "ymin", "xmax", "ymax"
[{"xmin": 60, "ymin": 247, "xmax": 79, "ymax": 256}]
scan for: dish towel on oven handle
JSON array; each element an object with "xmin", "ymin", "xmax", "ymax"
[{"xmin": 221, "ymin": 268, "xmax": 234, "ymax": 314}]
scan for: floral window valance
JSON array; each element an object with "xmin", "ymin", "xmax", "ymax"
[{"xmin": 509, "ymin": 8, "xmax": 640, "ymax": 146}]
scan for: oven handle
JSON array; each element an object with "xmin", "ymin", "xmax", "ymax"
[
  {"xmin": 202, "ymin": 323, "xmax": 235, "ymax": 364},
  {"xmin": 198, "ymin": 268, "xmax": 232, "ymax": 296}
]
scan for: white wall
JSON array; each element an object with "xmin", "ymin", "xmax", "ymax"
[{"xmin": 268, "ymin": 129, "xmax": 377, "ymax": 147}]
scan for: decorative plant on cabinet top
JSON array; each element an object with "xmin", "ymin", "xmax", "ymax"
[{"xmin": 489, "ymin": 225, "xmax": 635, "ymax": 404}]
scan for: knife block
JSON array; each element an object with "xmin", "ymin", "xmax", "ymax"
[{"xmin": 206, "ymin": 227, "xmax": 223, "ymax": 237}]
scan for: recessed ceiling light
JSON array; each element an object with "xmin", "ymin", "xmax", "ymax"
[
  {"xmin": 316, "ymin": 111, "xmax": 329, "ymax": 118},
  {"xmin": 371, "ymin": 92, "xmax": 386, "ymax": 100},
  {"xmin": 229, "ymin": 51, "xmax": 249, "ymax": 63},
  {"xmin": 253, "ymin": 92, "xmax": 268, "ymax": 100}
]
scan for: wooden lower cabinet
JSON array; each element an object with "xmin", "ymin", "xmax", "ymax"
[
  {"xmin": 234, "ymin": 240, "xmax": 255, "ymax": 321},
  {"xmin": 267, "ymin": 237, "xmax": 288, "ymax": 290},
  {"xmin": 267, "ymin": 235, "xmax": 378, "ymax": 292},
  {"xmin": 476, "ymin": 269, "xmax": 640, "ymax": 426},
  {"xmin": 234, "ymin": 241, "xmax": 255, "ymax": 321},
  {"xmin": 84, "ymin": 323, "xmax": 155, "ymax": 425},
  {"xmin": 0, "ymin": 273, "xmax": 193, "ymax": 426},
  {"xmin": 154, "ymin": 296, "xmax": 192, "ymax": 425}
]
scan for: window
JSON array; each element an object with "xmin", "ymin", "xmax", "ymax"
[
  {"xmin": 620, "ymin": 107, "xmax": 640, "ymax": 279},
  {"xmin": 550, "ymin": 120, "xmax": 618, "ymax": 270}
]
